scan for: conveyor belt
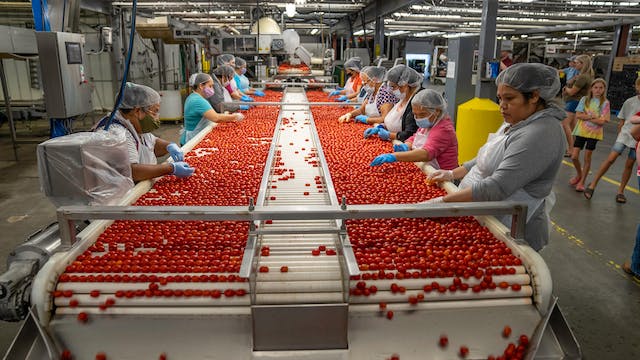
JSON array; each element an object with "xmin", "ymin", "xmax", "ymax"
[{"xmin": 18, "ymin": 88, "xmax": 578, "ymax": 360}]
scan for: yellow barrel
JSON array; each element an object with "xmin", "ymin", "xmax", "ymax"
[{"xmin": 456, "ymin": 97, "xmax": 503, "ymax": 163}]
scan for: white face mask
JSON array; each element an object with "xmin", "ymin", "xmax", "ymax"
[{"xmin": 393, "ymin": 89, "xmax": 405, "ymax": 100}]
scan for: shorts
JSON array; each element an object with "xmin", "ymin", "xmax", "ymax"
[
  {"xmin": 564, "ymin": 100, "xmax": 580, "ymax": 113},
  {"xmin": 611, "ymin": 141, "xmax": 637, "ymax": 160},
  {"xmin": 573, "ymin": 136, "xmax": 598, "ymax": 151}
]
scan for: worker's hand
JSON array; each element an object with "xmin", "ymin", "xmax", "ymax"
[
  {"xmin": 427, "ymin": 169, "xmax": 454, "ymax": 183},
  {"xmin": 337, "ymin": 95, "xmax": 348, "ymax": 102},
  {"xmin": 239, "ymin": 105, "xmax": 250, "ymax": 111},
  {"xmin": 338, "ymin": 113, "xmax": 352, "ymax": 123},
  {"xmin": 393, "ymin": 143, "xmax": 409, "ymax": 152},
  {"xmin": 354, "ymin": 115, "xmax": 368, "ymax": 124},
  {"xmin": 336, "ymin": 86, "xmax": 344, "ymax": 91},
  {"xmin": 419, "ymin": 196, "xmax": 444, "ymax": 204},
  {"xmin": 378, "ymin": 127, "xmax": 390, "ymax": 141},
  {"xmin": 370, "ymin": 153, "xmax": 397, "ymax": 167},
  {"xmin": 241, "ymin": 95, "xmax": 254, "ymax": 102},
  {"xmin": 166, "ymin": 143, "xmax": 184, "ymax": 162},
  {"xmin": 329, "ymin": 90, "xmax": 341, "ymax": 97},
  {"xmin": 171, "ymin": 162, "xmax": 195, "ymax": 178},
  {"xmin": 363, "ymin": 127, "xmax": 379, "ymax": 138},
  {"xmin": 233, "ymin": 113, "xmax": 245, "ymax": 122},
  {"xmin": 253, "ymin": 90, "xmax": 265, "ymax": 97}
]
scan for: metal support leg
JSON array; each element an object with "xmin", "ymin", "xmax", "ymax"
[{"xmin": 0, "ymin": 59, "xmax": 19, "ymax": 161}]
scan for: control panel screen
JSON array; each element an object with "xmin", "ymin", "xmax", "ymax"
[{"xmin": 65, "ymin": 42, "xmax": 82, "ymax": 64}]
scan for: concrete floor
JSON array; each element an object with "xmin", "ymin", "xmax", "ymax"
[{"xmin": 0, "ymin": 111, "xmax": 639, "ymax": 359}]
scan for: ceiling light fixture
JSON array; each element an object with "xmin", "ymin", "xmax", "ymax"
[{"xmin": 286, "ymin": 4, "xmax": 296, "ymax": 17}]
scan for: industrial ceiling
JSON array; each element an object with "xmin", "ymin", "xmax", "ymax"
[{"xmin": 2, "ymin": 0, "xmax": 640, "ymax": 52}]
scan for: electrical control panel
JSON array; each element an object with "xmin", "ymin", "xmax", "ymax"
[{"xmin": 35, "ymin": 32, "xmax": 93, "ymax": 118}]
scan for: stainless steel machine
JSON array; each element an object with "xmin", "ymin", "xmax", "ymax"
[{"xmin": 3, "ymin": 87, "xmax": 581, "ymax": 359}]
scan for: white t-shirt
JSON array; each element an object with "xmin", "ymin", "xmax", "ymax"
[
  {"xmin": 102, "ymin": 121, "xmax": 157, "ymax": 165},
  {"xmin": 616, "ymin": 95, "xmax": 640, "ymax": 148}
]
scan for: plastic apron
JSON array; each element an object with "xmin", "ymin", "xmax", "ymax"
[
  {"xmin": 182, "ymin": 116, "xmax": 210, "ymax": 145},
  {"xmin": 238, "ymin": 74, "xmax": 250, "ymax": 91},
  {"xmin": 383, "ymin": 101, "xmax": 406, "ymax": 133},
  {"xmin": 411, "ymin": 126, "xmax": 440, "ymax": 170},
  {"xmin": 459, "ymin": 123, "xmax": 547, "ymax": 225},
  {"xmin": 344, "ymin": 77, "xmax": 355, "ymax": 96}
]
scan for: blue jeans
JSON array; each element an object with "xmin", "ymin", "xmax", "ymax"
[
  {"xmin": 632, "ymin": 224, "xmax": 640, "ymax": 275},
  {"xmin": 611, "ymin": 141, "xmax": 637, "ymax": 160}
]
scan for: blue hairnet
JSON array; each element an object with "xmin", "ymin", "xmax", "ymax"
[
  {"xmin": 495, "ymin": 63, "xmax": 560, "ymax": 102},
  {"xmin": 119, "ymin": 82, "xmax": 160, "ymax": 110}
]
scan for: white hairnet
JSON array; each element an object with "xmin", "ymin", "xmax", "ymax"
[
  {"xmin": 361, "ymin": 66, "xmax": 386, "ymax": 83},
  {"xmin": 119, "ymin": 82, "xmax": 160, "ymax": 110},
  {"xmin": 385, "ymin": 65, "xmax": 423, "ymax": 88},
  {"xmin": 235, "ymin": 57, "xmax": 247, "ymax": 68},
  {"xmin": 216, "ymin": 54, "xmax": 235, "ymax": 67},
  {"xmin": 496, "ymin": 63, "xmax": 560, "ymax": 102},
  {"xmin": 212, "ymin": 65, "xmax": 235, "ymax": 78},
  {"xmin": 188, "ymin": 73, "xmax": 212, "ymax": 87},
  {"xmin": 411, "ymin": 89, "xmax": 447, "ymax": 111},
  {"xmin": 344, "ymin": 57, "xmax": 362, "ymax": 72}
]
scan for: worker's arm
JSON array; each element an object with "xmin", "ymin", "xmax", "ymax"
[
  {"xmin": 154, "ymin": 138, "xmax": 171, "ymax": 157},
  {"xmin": 131, "ymin": 163, "xmax": 173, "ymax": 182},
  {"xmin": 203, "ymin": 109, "xmax": 242, "ymax": 123},
  {"xmin": 443, "ymin": 186, "xmax": 473, "ymax": 202}
]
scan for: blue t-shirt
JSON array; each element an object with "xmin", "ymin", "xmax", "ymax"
[{"xmin": 182, "ymin": 92, "xmax": 212, "ymax": 144}]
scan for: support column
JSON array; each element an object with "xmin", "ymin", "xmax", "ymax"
[
  {"xmin": 475, "ymin": 0, "xmax": 498, "ymax": 99},
  {"xmin": 606, "ymin": 24, "xmax": 632, "ymax": 85},
  {"xmin": 374, "ymin": 0, "xmax": 385, "ymax": 60}
]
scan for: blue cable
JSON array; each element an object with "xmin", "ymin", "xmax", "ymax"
[{"xmin": 105, "ymin": 0, "xmax": 137, "ymax": 131}]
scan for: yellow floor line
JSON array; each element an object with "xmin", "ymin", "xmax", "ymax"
[
  {"xmin": 551, "ymin": 220, "xmax": 640, "ymax": 286},
  {"xmin": 561, "ymin": 160, "xmax": 640, "ymax": 194}
]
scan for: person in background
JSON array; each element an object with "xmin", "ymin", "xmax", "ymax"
[
  {"xmin": 559, "ymin": 56, "xmax": 578, "ymax": 85},
  {"xmin": 337, "ymin": 66, "xmax": 398, "ymax": 125},
  {"xmin": 569, "ymin": 78, "xmax": 610, "ymax": 193},
  {"xmin": 233, "ymin": 57, "xmax": 265, "ymax": 97},
  {"xmin": 562, "ymin": 54, "xmax": 595, "ymax": 156},
  {"xmin": 426, "ymin": 63, "xmax": 566, "ymax": 251},
  {"xmin": 499, "ymin": 49, "xmax": 513, "ymax": 71},
  {"xmin": 363, "ymin": 64, "xmax": 422, "ymax": 143},
  {"xmin": 94, "ymin": 82, "xmax": 194, "ymax": 182},
  {"xmin": 216, "ymin": 54, "xmax": 253, "ymax": 103},
  {"xmin": 369, "ymin": 89, "xmax": 458, "ymax": 171},
  {"xmin": 623, "ymin": 121, "xmax": 640, "ymax": 278},
  {"xmin": 207, "ymin": 65, "xmax": 244, "ymax": 113},
  {"xmin": 329, "ymin": 57, "xmax": 363, "ymax": 102},
  {"xmin": 584, "ymin": 76, "xmax": 640, "ymax": 203},
  {"xmin": 181, "ymin": 73, "xmax": 244, "ymax": 146}
]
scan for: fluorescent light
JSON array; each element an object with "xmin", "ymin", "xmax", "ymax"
[
  {"xmin": 353, "ymin": 29, "xmax": 373, "ymax": 36},
  {"xmin": 285, "ymin": 4, "xmax": 296, "ymax": 17},
  {"xmin": 566, "ymin": 29, "xmax": 596, "ymax": 34},
  {"xmin": 443, "ymin": 32, "xmax": 477, "ymax": 38},
  {"xmin": 413, "ymin": 31, "xmax": 445, "ymax": 37},
  {"xmin": 386, "ymin": 30, "xmax": 410, "ymax": 37},
  {"xmin": 310, "ymin": 28, "xmax": 319, "ymax": 35}
]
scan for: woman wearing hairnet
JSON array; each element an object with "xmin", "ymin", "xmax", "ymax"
[
  {"xmin": 329, "ymin": 57, "xmax": 363, "ymax": 102},
  {"xmin": 337, "ymin": 66, "xmax": 398, "ymax": 125},
  {"xmin": 370, "ymin": 89, "xmax": 458, "ymax": 170},
  {"xmin": 426, "ymin": 63, "xmax": 566, "ymax": 251},
  {"xmin": 93, "ymin": 82, "xmax": 195, "ymax": 182},
  {"xmin": 233, "ymin": 58, "xmax": 265, "ymax": 97},
  {"xmin": 208, "ymin": 65, "xmax": 246, "ymax": 113},
  {"xmin": 216, "ymin": 54, "xmax": 254, "ymax": 103},
  {"xmin": 181, "ymin": 73, "xmax": 244, "ymax": 145},
  {"xmin": 364, "ymin": 64, "xmax": 422, "ymax": 142}
]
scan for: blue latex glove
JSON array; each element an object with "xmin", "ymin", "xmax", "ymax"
[
  {"xmin": 393, "ymin": 143, "xmax": 409, "ymax": 152},
  {"xmin": 337, "ymin": 95, "xmax": 348, "ymax": 102},
  {"xmin": 363, "ymin": 127, "xmax": 380, "ymax": 139},
  {"xmin": 354, "ymin": 115, "xmax": 368, "ymax": 124},
  {"xmin": 336, "ymin": 87, "xmax": 344, "ymax": 91},
  {"xmin": 370, "ymin": 153, "xmax": 397, "ymax": 167},
  {"xmin": 166, "ymin": 143, "xmax": 184, "ymax": 162},
  {"xmin": 329, "ymin": 90, "xmax": 341, "ymax": 97},
  {"xmin": 253, "ymin": 90, "xmax": 265, "ymax": 97},
  {"xmin": 239, "ymin": 105, "xmax": 250, "ymax": 110},
  {"xmin": 171, "ymin": 162, "xmax": 195, "ymax": 178},
  {"xmin": 378, "ymin": 128, "xmax": 391, "ymax": 141},
  {"xmin": 241, "ymin": 95, "xmax": 254, "ymax": 102}
]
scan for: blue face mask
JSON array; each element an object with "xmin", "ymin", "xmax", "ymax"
[
  {"xmin": 241, "ymin": 68, "xmax": 247, "ymax": 75},
  {"xmin": 415, "ymin": 117, "xmax": 435, "ymax": 128}
]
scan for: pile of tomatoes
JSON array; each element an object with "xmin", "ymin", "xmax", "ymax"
[
  {"xmin": 256, "ymin": 89, "xmax": 283, "ymax": 103},
  {"xmin": 278, "ymin": 62, "xmax": 310, "ymax": 74}
]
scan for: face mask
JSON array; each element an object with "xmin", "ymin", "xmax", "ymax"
[
  {"xmin": 363, "ymin": 85, "xmax": 374, "ymax": 94},
  {"xmin": 415, "ymin": 117, "xmax": 434, "ymax": 129},
  {"xmin": 241, "ymin": 68, "xmax": 247, "ymax": 75},
  {"xmin": 393, "ymin": 89, "xmax": 405, "ymax": 100},
  {"xmin": 203, "ymin": 86, "xmax": 215, "ymax": 98},
  {"xmin": 139, "ymin": 113, "xmax": 160, "ymax": 133}
]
